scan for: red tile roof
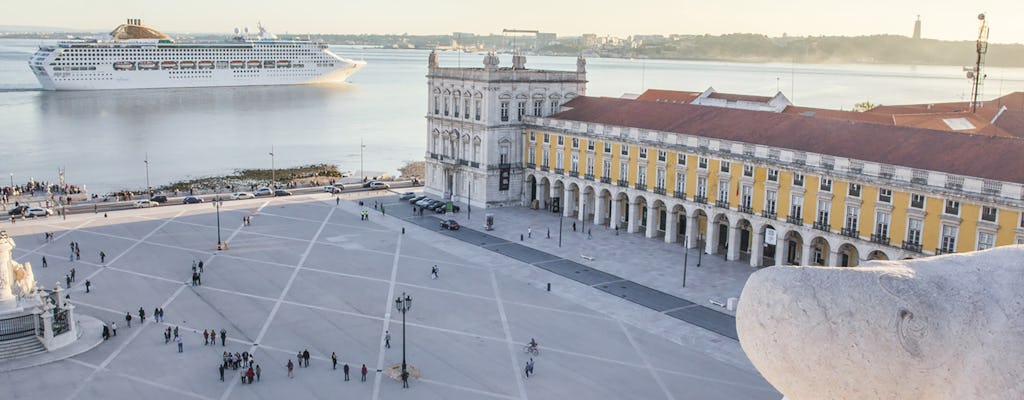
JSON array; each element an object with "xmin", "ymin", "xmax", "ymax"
[
  {"xmin": 706, "ymin": 92, "xmax": 773, "ymax": 103},
  {"xmin": 635, "ymin": 89, "xmax": 702, "ymax": 103},
  {"xmin": 552, "ymin": 96, "xmax": 1024, "ymax": 184}
]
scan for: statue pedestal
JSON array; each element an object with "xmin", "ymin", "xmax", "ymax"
[{"xmin": 0, "ymin": 297, "xmax": 20, "ymax": 314}]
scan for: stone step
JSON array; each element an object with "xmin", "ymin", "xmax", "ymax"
[{"xmin": 0, "ymin": 336, "xmax": 46, "ymax": 361}]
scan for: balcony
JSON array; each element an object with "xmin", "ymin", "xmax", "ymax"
[
  {"xmin": 935, "ymin": 247, "xmax": 955, "ymax": 255},
  {"xmin": 525, "ymin": 162, "xmax": 536, "ymax": 169},
  {"xmin": 555, "ymin": 168, "xmax": 564, "ymax": 175},
  {"xmin": 458, "ymin": 159, "xmax": 469, "ymax": 166},
  {"xmin": 617, "ymin": 179, "xmax": 629, "ymax": 187},
  {"xmin": 634, "ymin": 183, "xmax": 647, "ymax": 191},
  {"xmin": 470, "ymin": 161, "xmax": 480, "ymax": 168},
  {"xmin": 840, "ymin": 227, "xmax": 859, "ymax": 238},
  {"xmin": 911, "ymin": 177, "xmax": 928, "ymax": 185},
  {"xmin": 653, "ymin": 187, "xmax": 666, "ymax": 195},
  {"xmin": 693, "ymin": 195, "xmax": 707, "ymax": 204},
  {"xmin": 540, "ymin": 165, "xmax": 549, "ymax": 172},
  {"xmin": 429, "ymin": 153, "xmax": 440, "ymax": 160},
  {"xmin": 738, "ymin": 205, "xmax": 754, "ymax": 214},
  {"xmin": 813, "ymin": 221, "xmax": 830, "ymax": 232},
  {"xmin": 715, "ymin": 200, "xmax": 730, "ymax": 209},
  {"xmin": 761, "ymin": 210, "xmax": 777, "ymax": 220},
  {"xmin": 901, "ymin": 241, "xmax": 922, "ymax": 253},
  {"xmin": 786, "ymin": 215, "xmax": 803, "ymax": 226},
  {"xmin": 600, "ymin": 177, "xmax": 611, "ymax": 184},
  {"xmin": 870, "ymin": 233, "xmax": 890, "ymax": 245},
  {"xmin": 569, "ymin": 170, "xmax": 579, "ymax": 177},
  {"xmin": 584, "ymin": 173, "xmax": 595, "ymax": 181},
  {"xmin": 673, "ymin": 190, "xmax": 686, "ymax": 199}
]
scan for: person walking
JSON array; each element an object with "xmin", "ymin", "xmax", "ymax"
[
  {"xmin": 65, "ymin": 274, "xmax": 71, "ymax": 289},
  {"xmin": 41, "ymin": 256, "xmax": 47, "ymax": 268},
  {"xmin": 336, "ymin": 197, "xmax": 340, "ymax": 206},
  {"xmin": 75, "ymin": 248, "xmax": 80, "ymax": 260},
  {"xmin": 430, "ymin": 265, "xmax": 438, "ymax": 280},
  {"xmin": 176, "ymin": 335, "xmax": 183, "ymax": 353},
  {"xmin": 302, "ymin": 349, "xmax": 310, "ymax": 367},
  {"xmin": 287, "ymin": 360, "xmax": 294, "ymax": 378},
  {"xmin": 401, "ymin": 370, "xmax": 409, "ymax": 388},
  {"xmin": 246, "ymin": 367, "xmax": 254, "ymax": 384},
  {"xmin": 528, "ymin": 227, "xmax": 532, "ymax": 238},
  {"xmin": 219, "ymin": 364, "xmax": 225, "ymax": 382},
  {"xmin": 110, "ymin": 321, "xmax": 117, "ymax": 337},
  {"xmin": 220, "ymin": 328, "xmax": 227, "ymax": 346},
  {"xmin": 343, "ymin": 363, "xmax": 350, "ymax": 381},
  {"xmin": 361, "ymin": 364, "xmax": 367, "ymax": 382},
  {"xmin": 331, "ymin": 352, "xmax": 338, "ymax": 370},
  {"xmin": 255, "ymin": 364, "xmax": 261, "ymax": 382},
  {"xmin": 204, "ymin": 329, "xmax": 210, "ymax": 345},
  {"xmin": 102, "ymin": 323, "xmax": 110, "ymax": 340},
  {"xmin": 385, "ymin": 331, "xmax": 391, "ymax": 349},
  {"xmin": 85, "ymin": 280, "xmax": 91, "ymax": 293},
  {"xmin": 198, "ymin": 260, "xmax": 204, "ymax": 273},
  {"xmin": 125, "ymin": 312, "xmax": 132, "ymax": 328},
  {"xmin": 588, "ymin": 228, "xmax": 592, "ymax": 239},
  {"xmin": 139, "ymin": 307, "xmax": 146, "ymax": 323},
  {"xmin": 173, "ymin": 326, "xmax": 179, "ymax": 338},
  {"xmin": 100, "ymin": 251, "xmax": 106, "ymax": 264},
  {"xmin": 165, "ymin": 328, "xmax": 171, "ymax": 344}
]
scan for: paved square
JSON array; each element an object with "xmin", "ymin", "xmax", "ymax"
[{"xmin": 0, "ymin": 192, "xmax": 779, "ymax": 400}]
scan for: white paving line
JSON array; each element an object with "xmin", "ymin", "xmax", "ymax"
[
  {"xmin": 371, "ymin": 232, "xmax": 404, "ymax": 400},
  {"xmin": 418, "ymin": 377, "xmax": 521, "ymax": 400},
  {"xmin": 491, "ymin": 270, "xmax": 529, "ymax": 400},
  {"xmin": 65, "ymin": 358, "xmax": 215, "ymax": 400},
  {"xmin": 217, "ymin": 205, "xmax": 334, "ymax": 400},
  {"xmin": 619, "ymin": 320, "xmax": 676, "ymax": 400}
]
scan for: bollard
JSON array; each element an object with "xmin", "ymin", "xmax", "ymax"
[
  {"xmin": 402, "ymin": 227, "xmax": 405, "ymax": 234},
  {"xmin": 546, "ymin": 283, "xmax": 551, "ymax": 292},
  {"xmin": 520, "ymin": 234, "xmax": 524, "ymax": 241}
]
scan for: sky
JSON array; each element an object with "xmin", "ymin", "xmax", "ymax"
[{"xmin": 5, "ymin": 0, "xmax": 1023, "ymax": 43}]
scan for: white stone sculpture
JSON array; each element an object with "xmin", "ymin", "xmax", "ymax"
[
  {"xmin": 0, "ymin": 231, "xmax": 36, "ymax": 301},
  {"xmin": 737, "ymin": 245, "xmax": 1024, "ymax": 400}
]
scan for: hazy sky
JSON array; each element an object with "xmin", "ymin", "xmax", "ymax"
[{"xmin": 6, "ymin": 0, "xmax": 1023, "ymax": 43}]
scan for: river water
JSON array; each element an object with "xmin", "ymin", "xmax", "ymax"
[{"xmin": 1, "ymin": 39, "xmax": 1023, "ymax": 193}]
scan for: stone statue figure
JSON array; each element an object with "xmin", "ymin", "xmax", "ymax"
[
  {"xmin": 482, "ymin": 52, "xmax": 500, "ymax": 71},
  {"xmin": 427, "ymin": 49, "xmax": 439, "ymax": 69},
  {"xmin": 576, "ymin": 55, "xmax": 586, "ymax": 73},
  {"xmin": 736, "ymin": 245, "xmax": 1024, "ymax": 400},
  {"xmin": 0, "ymin": 231, "xmax": 36, "ymax": 300}
]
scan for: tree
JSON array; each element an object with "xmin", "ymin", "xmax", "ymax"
[
  {"xmin": 852, "ymin": 101, "xmax": 876, "ymax": 112},
  {"xmin": 397, "ymin": 161, "xmax": 424, "ymax": 179}
]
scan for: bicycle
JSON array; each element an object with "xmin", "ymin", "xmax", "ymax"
[{"xmin": 523, "ymin": 344, "xmax": 539, "ymax": 356}]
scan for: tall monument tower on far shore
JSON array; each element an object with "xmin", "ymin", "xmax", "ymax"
[{"xmin": 913, "ymin": 15, "xmax": 922, "ymax": 39}]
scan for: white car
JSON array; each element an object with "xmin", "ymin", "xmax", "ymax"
[
  {"xmin": 254, "ymin": 187, "xmax": 273, "ymax": 197},
  {"xmin": 25, "ymin": 207, "xmax": 53, "ymax": 217},
  {"xmin": 231, "ymin": 192, "xmax": 255, "ymax": 200},
  {"xmin": 369, "ymin": 182, "xmax": 390, "ymax": 190},
  {"xmin": 323, "ymin": 186, "xmax": 342, "ymax": 194},
  {"xmin": 134, "ymin": 200, "xmax": 157, "ymax": 208}
]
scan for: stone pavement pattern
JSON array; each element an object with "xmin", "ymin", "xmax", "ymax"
[{"xmin": 0, "ymin": 191, "xmax": 779, "ymax": 400}]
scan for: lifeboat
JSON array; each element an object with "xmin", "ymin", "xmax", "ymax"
[
  {"xmin": 160, "ymin": 61, "xmax": 178, "ymax": 70},
  {"xmin": 180, "ymin": 61, "xmax": 196, "ymax": 69},
  {"xmin": 138, "ymin": 61, "xmax": 158, "ymax": 70},
  {"xmin": 113, "ymin": 61, "xmax": 135, "ymax": 71},
  {"xmin": 276, "ymin": 60, "xmax": 290, "ymax": 68},
  {"xmin": 198, "ymin": 61, "xmax": 214, "ymax": 69},
  {"xmin": 263, "ymin": 60, "xmax": 275, "ymax": 69},
  {"xmin": 230, "ymin": 60, "xmax": 244, "ymax": 69},
  {"xmin": 247, "ymin": 60, "xmax": 261, "ymax": 68}
]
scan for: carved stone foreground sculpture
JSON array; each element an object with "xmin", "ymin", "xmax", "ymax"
[
  {"xmin": 0, "ymin": 231, "xmax": 36, "ymax": 302},
  {"xmin": 737, "ymin": 246, "xmax": 1024, "ymax": 400}
]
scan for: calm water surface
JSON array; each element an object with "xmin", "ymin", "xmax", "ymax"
[{"xmin": 1, "ymin": 39, "xmax": 1022, "ymax": 193}]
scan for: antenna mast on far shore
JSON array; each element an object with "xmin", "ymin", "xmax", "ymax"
[{"xmin": 967, "ymin": 13, "xmax": 989, "ymax": 113}]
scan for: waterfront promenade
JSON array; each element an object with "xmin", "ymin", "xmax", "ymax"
[{"xmin": 0, "ymin": 189, "xmax": 779, "ymax": 400}]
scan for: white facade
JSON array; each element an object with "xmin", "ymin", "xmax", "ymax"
[{"xmin": 424, "ymin": 51, "xmax": 587, "ymax": 208}]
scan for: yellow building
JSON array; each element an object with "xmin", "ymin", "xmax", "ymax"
[{"xmin": 521, "ymin": 90, "xmax": 1024, "ymax": 266}]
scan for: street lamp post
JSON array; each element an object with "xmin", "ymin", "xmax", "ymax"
[
  {"xmin": 697, "ymin": 232, "xmax": 704, "ymax": 267},
  {"xmin": 467, "ymin": 180, "xmax": 471, "ymax": 220},
  {"xmin": 394, "ymin": 292, "xmax": 413, "ymax": 388},
  {"xmin": 213, "ymin": 197, "xmax": 223, "ymax": 250},
  {"xmin": 8, "ymin": 173, "xmax": 12, "ymax": 190},
  {"xmin": 144, "ymin": 153, "xmax": 151, "ymax": 197},
  {"xmin": 558, "ymin": 213, "xmax": 563, "ymax": 247},
  {"xmin": 683, "ymin": 234, "xmax": 689, "ymax": 287},
  {"xmin": 269, "ymin": 146, "xmax": 275, "ymax": 189},
  {"xmin": 360, "ymin": 138, "xmax": 366, "ymax": 181}
]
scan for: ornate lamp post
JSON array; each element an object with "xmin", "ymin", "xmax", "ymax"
[
  {"xmin": 394, "ymin": 292, "xmax": 412, "ymax": 388},
  {"xmin": 213, "ymin": 197, "xmax": 223, "ymax": 250},
  {"xmin": 269, "ymin": 146, "xmax": 276, "ymax": 189},
  {"xmin": 144, "ymin": 153, "xmax": 151, "ymax": 197}
]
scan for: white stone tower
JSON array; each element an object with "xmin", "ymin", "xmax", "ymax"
[{"xmin": 424, "ymin": 51, "xmax": 587, "ymax": 208}]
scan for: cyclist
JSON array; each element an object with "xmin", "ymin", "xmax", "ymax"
[{"xmin": 528, "ymin": 338, "xmax": 538, "ymax": 351}]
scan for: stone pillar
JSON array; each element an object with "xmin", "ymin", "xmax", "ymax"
[
  {"xmin": 800, "ymin": 241, "xmax": 813, "ymax": 266},
  {"xmin": 645, "ymin": 205, "xmax": 658, "ymax": 238},
  {"xmin": 549, "ymin": 185, "xmax": 560, "ymax": 212},
  {"xmin": 706, "ymin": 221, "xmax": 719, "ymax": 255},
  {"xmin": 664, "ymin": 210, "xmax": 679, "ymax": 243},
  {"xmin": 578, "ymin": 191, "xmax": 587, "ymax": 222},
  {"xmin": 40, "ymin": 304, "xmax": 54, "ymax": 347},
  {"xmin": 594, "ymin": 192, "xmax": 607, "ymax": 226},
  {"xmin": 610, "ymin": 197, "xmax": 621, "ymax": 229},
  {"xmin": 627, "ymin": 200, "xmax": 640, "ymax": 233},
  {"xmin": 750, "ymin": 229, "xmax": 764, "ymax": 267},
  {"xmin": 775, "ymin": 233, "xmax": 788, "ymax": 266},
  {"xmin": 727, "ymin": 226, "xmax": 742, "ymax": 261},
  {"xmin": 685, "ymin": 215, "xmax": 698, "ymax": 249},
  {"xmin": 563, "ymin": 186, "xmax": 574, "ymax": 217},
  {"xmin": 828, "ymin": 249, "xmax": 842, "ymax": 267}
]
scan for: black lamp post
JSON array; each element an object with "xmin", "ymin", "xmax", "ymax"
[
  {"xmin": 213, "ymin": 197, "xmax": 223, "ymax": 250},
  {"xmin": 683, "ymin": 234, "xmax": 688, "ymax": 287},
  {"xmin": 394, "ymin": 292, "xmax": 412, "ymax": 388}
]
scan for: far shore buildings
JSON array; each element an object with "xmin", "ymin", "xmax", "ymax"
[{"xmin": 424, "ymin": 52, "xmax": 1024, "ymax": 267}]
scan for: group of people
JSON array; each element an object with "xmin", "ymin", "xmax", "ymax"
[
  {"xmin": 191, "ymin": 260, "xmax": 205, "ymax": 286},
  {"xmin": 68, "ymin": 241, "xmax": 81, "ymax": 261},
  {"xmin": 219, "ymin": 351, "xmax": 261, "ymax": 384},
  {"xmin": 285, "ymin": 349, "xmax": 370, "ymax": 383},
  {"xmin": 203, "ymin": 328, "xmax": 228, "ymax": 346}
]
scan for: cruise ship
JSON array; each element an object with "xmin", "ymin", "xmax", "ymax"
[{"xmin": 28, "ymin": 19, "xmax": 366, "ymax": 90}]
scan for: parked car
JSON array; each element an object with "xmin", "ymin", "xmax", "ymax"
[
  {"xmin": 254, "ymin": 187, "xmax": 273, "ymax": 196},
  {"xmin": 398, "ymin": 192, "xmax": 416, "ymax": 200},
  {"xmin": 370, "ymin": 182, "xmax": 390, "ymax": 190},
  {"xmin": 274, "ymin": 189, "xmax": 292, "ymax": 196},
  {"xmin": 409, "ymin": 195, "xmax": 427, "ymax": 203},
  {"xmin": 440, "ymin": 219, "xmax": 461, "ymax": 230},
  {"xmin": 323, "ymin": 186, "xmax": 342, "ymax": 194},
  {"xmin": 149, "ymin": 195, "xmax": 168, "ymax": 204},
  {"xmin": 25, "ymin": 207, "xmax": 53, "ymax": 217},
  {"xmin": 183, "ymin": 196, "xmax": 204, "ymax": 204},
  {"xmin": 134, "ymin": 200, "xmax": 157, "ymax": 208},
  {"xmin": 415, "ymin": 198, "xmax": 433, "ymax": 207},
  {"xmin": 7, "ymin": 205, "xmax": 29, "ymax": 216},
  {"xmin": 362, "ymin": 180, "xmax": 379, "ymax": 188},
  {"xmin": 230, "ymin": 192, "xmax": 255, "ymax": 200}
]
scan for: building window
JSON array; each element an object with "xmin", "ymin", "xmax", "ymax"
[
  {"xmin": 619, "ymin": 161, "xmax": 628, "ymax": 180},
  {"xmin": 793, "ymin": 173, "xmax": 804, "ymax": 187},
  {"xmin": 529, "ymin": 132, "xmax": 536, "ymax": 142},
  {"xmin": 741, "ymin": 185, "xmax": 752, "ymax": 209},
  {"xmin": 743, "ymin": 164, "xmax": 754, "ymax": 177},
  {"xmin": 848, "ymin": 183, "xmax": 861, "ymax": 197},
  {"xmin": 528, "ymin": 147, "xmax": 536, "ymax": 163},
  {"xmin": 875, "ymin": 211, "xmax": 890, "ymax": 237},
  {"xmin": 977, "ymin": 232, "xmax": 995, "ymax": 250},
  {"xmin": 533, "ymin": 99, "xmax": 543, "ymax": 117},
  {"xmin": 907, "ymin": 218, "xmax": 923, "ymax": 245},
  {"xmin": 543, "ymin": 133, "xmax": 549, "ymax": 143},
  {"xmin": 550, "ymin": 100, "xmax": 559, "ymax": 114},
  {"xmin": 602, "ymin": 160, "xmax": 611, "ymax": 178},
  {"xmin": 517, "ymin": 101, "xmax": 526, "ymax": 121},
  {"xmin": 677, "ymin": 154, "xmax": 686, "ymax": 165},
  {"xmin": 718, "ymin": 181, "xmax": 730, "ymax": 203},
  {"xmin": 675, "ymin": 172, "xmax": 686, "ymax": 193},
  {"xmin": 500, "ymin": 101, "xmax": 509, "ymax": 122},
  {"xmin": 557, "ymin": 136, "xmax": 564, "ymax": 146},
  {"xmin": 542, "ymin": 150, "xmax": 549, "ymax": 167},
  {"xmin": 790, "ymin": 195, "xmax": 803, "ymax": 219},
  {"xmin": 878, "ymin": 188, "xmax": 892, "ymax": 203},
  {"xmin": 910, "ymin": 193, "xmax": 925, "ymax": 209},
  {"xmin": 981, "ymin": 206, "xmax": 997, "ymax": 222},
  {"xmin": 500, "ymin": 143, "xmax": 510, "ymax": 164},
  {"xmin": 657, "ymin": 150, "xmax": 666, "ymax": 162},
  {"xmin": 604, "ymin": 142, "xmax": 611, "ymax": 154},
  {"xmin": 720, "ymin": 161, "xmax": 731, "ymax": 173},
  {"xmin": 765, "ymin": 190, "xmax": 777, "ymax": 214},
  {"xmin": 556, "ymin": 152, "xmax": 563, "ymax": 170},
  {"xmin": 698, "ymin": 157, "xmax": 708, "ymax": 169},
  {"xmin": 816, "ymin": 199, "xmax": 831, "ymax": 225},
  {"xmin": 697, "ymin": 177, "xmax": 708, "ymax": 198},
  {"xmin": 638, "ymin": 166, "xmax": 647, "ymax": 186},
  {"xmin": 940, "ymin": 224, "xmax": 958, "ymax": 253},
  {"xmin": 621, "ymin": 145, "xmax": 629, "ymax": 156},
  {"xmin": 819, "ymin": 177, "xmax": 832, "ymax": 192},
  {"xmin": 845, "ymin": 206, "xmax": 860, "ymax": 231},
  {"xmin": 1020, "ymin": 212, "xmax": 1024, "ymax": 228},
  {"xmin": 586, "ymin": 156, "xmax": 594, "ymax": 176},
  {"xmin": 656, "ymin": 168, "xmax": 666, "ymax": 189},
  {"xmin": 453, "ymin": 96, "xmax": 460, "ymax": 118},
  {"xmin": 433, "ymin": 95, "xmax": 440, "ymax": 115},
  {"xmin": 767, "ymin": 169, "xmax": 778, "ymax": 182},
  {"xmin": 475, "ymin": 100, "xmax": 481, "ymax": 121},
  {"xmin": 587, "ymin": 140, "xmax": 594, "ymax": 151},
  {"xmin": 571, "ymin": 137, "xmax": 579, "ymax": 148},
  {"xmin": 944, "ymin": 200, "xmax": 960, "ymax": 216},
  {"xmin": 443, "ymin": 96, "xmax": 449, "ymax": 116},
  {"xmin": 639, "ymin": 148, "xmax": 648, "ymax": 159},
  {"xmin": 464, "ymin": 98, "xmax": 471, "ymax": 120},
  {"xmin": 571, "ymin": 154, "xmax": 579, "ymax": 173}
]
